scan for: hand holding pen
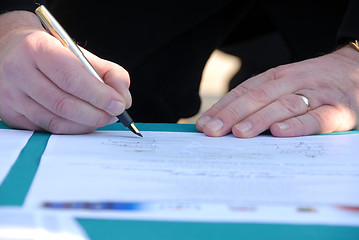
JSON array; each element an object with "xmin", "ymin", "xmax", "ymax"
[
  {"xmin": 0, "ymin": 8, "xmax": 141, "ymax": 135},
  {"xmin": 35, "ymin": 5, "xmax": 142, "ymax": 137}
]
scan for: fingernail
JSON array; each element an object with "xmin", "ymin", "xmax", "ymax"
[
  {"xmin": 107, "ymin": 100, "xmax": 125, "ymax": 116},
  {"xmin": 276, "ymin": 122, "xmax": 289, "ymax": 131},
  {"xmin": 235, "ymin": 122, "xmax": 252, "ymax": 133},
  {"xmin": 197, "ymin": 115, "xmax": 212, "ymax": 129},
  {"xmin": 205, "ymin": 119, "xmax": 224, "ymax": 132},
  {"xmin": 108, "ymin": 116, "xmax": 118, "ymax": 125}
]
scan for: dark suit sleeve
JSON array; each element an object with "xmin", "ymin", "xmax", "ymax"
[
  {"xmin": 337, "ymin": 0, "xmax": 359, "ymax": 43},
  {"xmin": 0, "ymin": 0, "xmax": 46, "ymax": 13}
]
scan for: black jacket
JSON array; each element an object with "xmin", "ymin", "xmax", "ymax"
[{"xmin": 1, "ymin": 0, "xmax": 359, "ymax": 122}]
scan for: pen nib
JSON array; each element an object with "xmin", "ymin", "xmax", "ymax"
[{"xmin": 129, "ymin": 123, "xmax": 143, "ymax": 138}]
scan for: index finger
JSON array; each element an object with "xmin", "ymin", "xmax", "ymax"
[
  {"xmin": 80, "ymin": 47, "xmax": 132, "ymax": 108},
  {"xmin": 32, "ymin": 33, "xmax": 129, "ymax": 116},
  {"xmin": 196, "ymin": 68, "xmax": 277, "ymax": 131},
  {"xmin": 200, "ymin": 72, "xmax": 307, "ymax": 137}
]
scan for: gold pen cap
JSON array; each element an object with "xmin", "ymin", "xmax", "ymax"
[{"xmin": 35, "ymin": 5, "xmax": 103, "ymax": 83}]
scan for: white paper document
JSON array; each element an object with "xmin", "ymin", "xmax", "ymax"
[
  {"xmin": 0, "ymin": 207, "xmax": 89, "ymax": 240},
  {"xmin": 25, "ymin": 131, "xmax": 359, "ymax": 225},
  {"xmin": 0, "ymin": 129, "xmax": 33, "ymax": 185}
]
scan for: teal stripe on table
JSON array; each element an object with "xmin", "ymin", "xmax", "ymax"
[
  {"xmin": 98, "ymin": 122, "xmax": 198, "ymax": 132},
  {"xmin": 0, "ymin": 121, "xmax": 11, "ymax": 129},
  {"xmin": 0, "ymin": 132, "xmax": 51, "ymax": 206},
  {"xmin": 77, "ymin": 219, "xmax": 359, "ymax": 240}
]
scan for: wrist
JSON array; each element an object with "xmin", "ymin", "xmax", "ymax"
[{"xmin": 331, "ymin": 42, "xmax": 359, "ymax": 64}]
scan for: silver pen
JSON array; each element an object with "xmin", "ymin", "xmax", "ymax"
[{"xmin": 35, "ymin": 5, "xmax": 143, "ymax": 137}]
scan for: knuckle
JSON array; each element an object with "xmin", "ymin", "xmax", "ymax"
[
  {"xmin": 209, "ymin": 102, "xmax": 224, "ymax": 113},
  {"xmin": 252, "ymin": 111, "xmax": 271, "ymax": 126},
  {"xmin": 27, "ymin": 109, "xmax": 42, "ymax": 127},
  {"xmin": 222, "ymin": 106, "xmax": 242, "ymax": 121},
  {"xmin": 1, "ymin": 32, "xmax": 46, "ymax": 79},
  {"xmin": 308, "ymin": 110, "xmax": 321, "ymax": 123},
  {"xmin": 278, "ymin": 96, "xmax": 302, "ymax": 114},
  {"xmin": 19, "ymin": 32, "xmax": 49, "ymax": 61},
  {"xmin": 306, "ymin": 112, "xmax": 321, "ymax": 130},
  {"xmin": 248, "ymin": 87, "xmax": 271, "ymax": 104},
  {"xmin": 290, "ymin": 117, "xmax": 307, "ymax": 133},
  {"xmin": 231, "ymin": 85, "xmax": 248, "ymax": 97},
  {"xmin": 263, "ymin": 67, "xmax": 280, "ymax": 81},
  {"xmin": 61, "ymin": 68, "xmax": 82, "ymax": 92},
  {"xmin": 91, "ymin": 88, "xmax": 111, "ymax": 108},
  {"xmin": 52, "ymin": 95, "xmax": 76, "ymax": 117},
  {"xmin": 47, "ymin": 116, "xmax": 65, "ymax": 134},
  {"xmin": 229, "ymin": 85, "xmax": 249, "ymax": 98},
  {"xmin": 22, "ymin": 32, "xmax": 52, "ymax": 56},
  {"xmin": 18, "ymin": 33, "xmax": 36, "ymax": 55},
  {"xmin": 1, "ymin": 58, "xmax": 20, "ymax": 80},
  {"xmin": 24, "ymin": 106, "xmax": 67, "ymax": 134}
]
